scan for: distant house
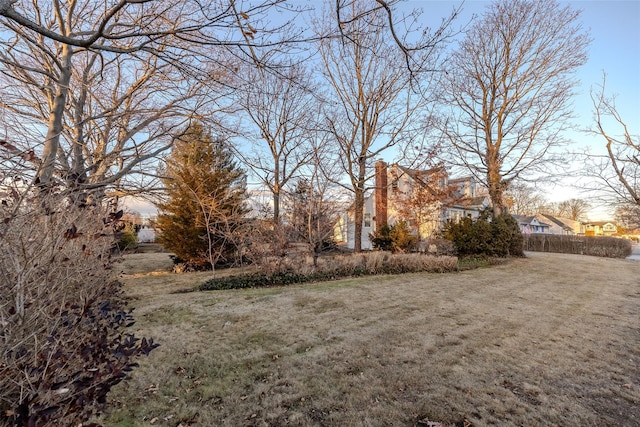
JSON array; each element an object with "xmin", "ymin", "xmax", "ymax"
[
  {"xmin": 512, "ymin": 214, "xmax": 552, "ymax": 234},
  {"xmin": 137, "ymin": 225, "xmax": 156, "ymax": 243},
  {"xmin": 540, "ymin": 214, "xmax": 586, "ymax": 236},
  {"xmin": 335, "ymin": 161, "xmax": 490, "ymax": 250},
  {"xmin": 584, "ymin": 221, "xmax": 618, "ymax": 236}
]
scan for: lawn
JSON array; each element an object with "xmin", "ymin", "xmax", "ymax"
[{"xmin": 104, "ymin": 251, "xmax": 640, "ymax": 426}]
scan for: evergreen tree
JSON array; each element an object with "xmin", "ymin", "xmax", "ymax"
[{"xmin": 156, "ymin": 123, "xmax": 248, "ymax": 269}]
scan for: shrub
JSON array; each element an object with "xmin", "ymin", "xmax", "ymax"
[
  {"xmin": 389, "ymin": 220, "xmax": 418, "ymax": 253},
  {"xmin": 115, "ymin": 221, "xmax": 139, "ymax": 252},
  {"xmin": 490, "ymin": 213, "xmax": 524, "ymax": 257},
  {"xmin": 370, "ymin": 221, "xmax": 418, "ymax": 253},
  {"xmin": 0, "ymin": 193, "xmax": 158, "ymax": 426},
  {"xmin": 370, "ymin": 225, "xmax": 393, "ymax": 251},
  {"xmin": 199, "ymin": 252, "xmax": 459, "ymax": 291},
  {"xmin": 443, "ymin": 210, "xmax": 524, "ymax": 257}
]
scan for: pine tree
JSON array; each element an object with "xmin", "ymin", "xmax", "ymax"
[{"xmin": 156, "ymin": 123, "xmax": 248, "ymax": 269}]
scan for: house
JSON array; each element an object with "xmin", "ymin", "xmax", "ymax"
[
  {"xmin": 539, "ymin": 214, "xmax": 586, "ymax": 235},
  {"xmin": 584, "ymin": 221, "xmax": 618, "ymax": 236},
  {"xmin": 335, "ymin": 161, "xmax": 491, "ymax": 250},
  {"xmin": 137, "ymin": 224, "xmax": 156, "ymax": 243},
  {"xmin": 512, "ymin": 214, "xmax": 552, "ymax": 234}
]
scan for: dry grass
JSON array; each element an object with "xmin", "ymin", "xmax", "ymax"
[{"xmin": 104, "ymin": 252, "xmax": 640, "ymax": 426}]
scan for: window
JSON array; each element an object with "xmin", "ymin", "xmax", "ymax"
[{"xmin": 364, "ymin": 213, "xmax": 371, "ymax": 227}]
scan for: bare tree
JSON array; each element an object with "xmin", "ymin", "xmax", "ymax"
[
  {"xmin": 287, "ymin": 129, "xmax": 346, "ymax": 264},
  {"xmin": 614, "ymin": 204, "xmax": 640, "ymax": 232},
  {"xmin": 590, "ymin": 74, "xmax": 640, "ymax": 207},
  {"xmin": 438, "ymin": 0, "xmax": 590, "ymax": 217},
  {"xmin": 0, "ymin": 40, "xmax": 219, "ymax": 207},
  {"xmin": 556, "ymin": 198, "xmax": 591, "ymax": 221},
  {"xmin": 318, "ymin": 0, "xmax": 454, "ymax": 251},
  {"xmin": 234, "ymin": 63, "xmax": 315, "ymax": 225},
  {"xmin": 0, "ymin": 0, "xmax": 304, "ymax": 200},
  {"xmin": 504, "ymin": 182, "xmax": 548, "ymax": 216}
]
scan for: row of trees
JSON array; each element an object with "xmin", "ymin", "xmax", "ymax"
[
  {"xmin": 4, "ymin": 0, "xmax": 637, "ymax": 256},
  {"xmin": 1, "ymin": 0, "xmax": 636, "ymax": 251},
  {"xmin": 505, "ymin": 183, "xmax": 592, "ymax": 220},
  {"xmin": 0, "ymin": 0, "xmax": 633, "ymax": 252},
  {"xmin": 153, "ymin": 0, "xmax": 596, "ymax": 261}
]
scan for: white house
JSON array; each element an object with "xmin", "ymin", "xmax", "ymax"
[
  {"xmin": 512, "ymin": 214, "xmax": 552, "ymax": 234},
  {"xmin": 335, "ymin": 161, "xmax": 491, "ymax": 250}
]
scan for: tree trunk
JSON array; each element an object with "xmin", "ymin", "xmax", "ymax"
[
  {"xmin": 273, "ymin": 167, "xmax": 280, "ymax": 225},
  {"xmin": 273, "ymin": 187, "xmax": 280, "ymax": 226},
  {"xmin": 353, "ymin": 187, "xmax": 364, "ymax": 252},
  {"xmin": 39, "ymin": 43, "xmax": 73, "ymax": 188},
  {"xmin": 487, "ymin": 159, "xmax": 504, "ymax": 217}
]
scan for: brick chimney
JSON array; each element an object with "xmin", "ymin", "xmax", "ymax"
[{"xmin": 375, "ymin": 160, "xmax": 388, "ymax": 230}]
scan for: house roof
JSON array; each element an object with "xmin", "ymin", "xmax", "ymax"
[
  {"xmin": 451, "ymin": 196, "xmax": 488, "ymax": 209},
  {"xmin": 541, "ymin": 214, "xmax": 574, "ymax": 231},
  {"xmin": 392, "ymin": 164, "xmax": 450, "ymax": 200},
  {"xmin": 394, "ymin": 165, "xmax": 446, "ymax": 191},
  {"xmin": 512, "ymin": 214, "xmax": 552, "ymax": 227},
  {"xmin": 448, "ymin": 176, "xmax": 476, "ymax": 184},
  {"xmin": 395, "ymin": 164, "xmax": 445, "ymax": 181}
]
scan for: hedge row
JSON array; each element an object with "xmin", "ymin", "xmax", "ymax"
[
  {"xmin": 522, "ymin": 234, "xmax": 632, "ymax": 258},
  {"xmin": 200, "ymin": 252, "xmax": 458, "ymax": 291}
]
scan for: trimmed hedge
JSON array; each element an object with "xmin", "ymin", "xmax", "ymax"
[
  {"xmin": 199, "ymin": 252, "xmax": 458, "ymax": 291},
  {"xmin": 523, "ymin": 234, "xmax": 632, "ymax": 258}
]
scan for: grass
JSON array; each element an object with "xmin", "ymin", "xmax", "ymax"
[{"xmin": 104, "ymin": 251, "xmax": 640, "ymax": 426}]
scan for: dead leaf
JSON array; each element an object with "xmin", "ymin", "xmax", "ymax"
[
  {"xmin": 0, "ymin": 140, "xmax": 17, "ymax": 151},
  {"xmin": 64, "ymin": 224, "xmax": 83, "ymax": 239}
]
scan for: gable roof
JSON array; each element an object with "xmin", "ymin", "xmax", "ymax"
[
  {"xmin": 451, "ymin": 196, "xmax": 489, "ymax": 209},
  {"xmin": 512, "ymin": 214, "xmax": 551, "ymax": 227},
  {"xmin": 541, "ymin": 214, "xmax": 575, "ymax": 231}
]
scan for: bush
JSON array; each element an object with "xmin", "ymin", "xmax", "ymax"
[
  {"xmin": 389, "ymin": 221, "xmax": 418, "ymax": 253},
  {"xmin": 443, "ymin": 210, "xmax": 524, "ymax": 257},
  {"xmin": 0, "ymin": 193, "xmax": 158, "ymax": 426},
  {"xmin": 370, "ymin": 225, "xmax": 393, "ymax": 251},
  {"xmin": 490, "ymin": 213, "xmax": 524, "ymax": 257},
  {"xmin": 115, "ymin": 221, "xmax": 139, "ymax": 252},
  {"xmin": 370, "ymin": 221, "xmax": 418, "ymax": 253},
  {"xmin": 523, "ymin": 234, "xmax": 632, "ymax": 258}
]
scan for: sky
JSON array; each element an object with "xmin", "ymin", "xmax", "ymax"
[{"xmin": 126, "ymin": 0, "xmax": 640, "ymax": 220}]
